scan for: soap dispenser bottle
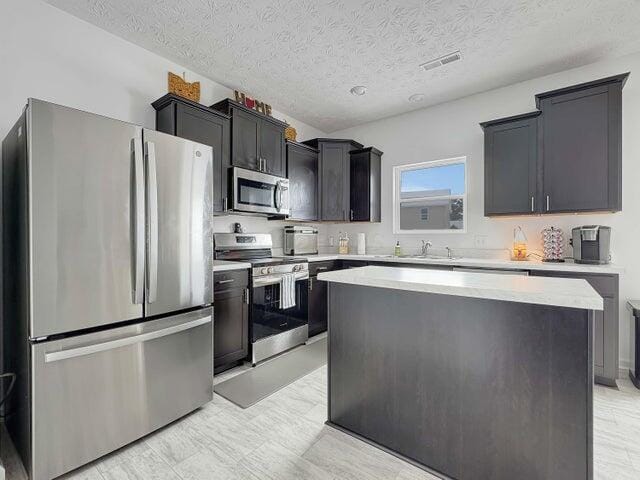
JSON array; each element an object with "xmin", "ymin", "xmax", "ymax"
[{"xmin": 394, "ymin": 241, "xmax": 402, "ymax": 257}]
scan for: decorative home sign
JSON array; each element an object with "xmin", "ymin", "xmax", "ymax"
[
  {"xmin": 234, "ymin": 90, "xmax": 272, "ymax": 116},
  {"xmin": 284, "ymin": 122, "xmax": 297, "ymax": 141},
  {"xmin": 168, "ymin": 72, "xmax": 200, "ymax": 102}
]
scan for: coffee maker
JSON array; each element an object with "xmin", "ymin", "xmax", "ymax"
[{"xmin": 570, "ymin": 226, "xmax": 611, "ymax": 264}]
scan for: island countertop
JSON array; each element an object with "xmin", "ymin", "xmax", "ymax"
[{"xmin": 318, "ymin": 265, "xmax": 603, "ymax": 311}]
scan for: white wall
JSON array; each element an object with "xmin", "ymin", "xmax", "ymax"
[
  {"xmin": 0, "ymin": 0, "xmax": 326, "ymax": 142},
  {"xmin": 0, "ymin": 0, "xmax": 328, "ymax": 239},
  {"xmin": 326, "ymin": 51, "xmax": 640, "ymax": 371}
]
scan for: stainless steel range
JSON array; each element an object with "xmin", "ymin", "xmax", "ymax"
[{"xmin": 214, "ymin": 233, "xmax": 309, "ymax": 364}]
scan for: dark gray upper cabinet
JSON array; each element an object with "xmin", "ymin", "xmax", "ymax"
[
  {"xmin": 481, "ymin": 112, "xmax": 540, "ymax": 216},
  {"xmin": 303, "ymin": 138, "xmax": 363, "ymax": 221},
  {"xmin": 231, "ymin": 108, "xmax": 260, "ymax": 171},
  {"xmin": 152, "ymin": 94, "xmax": 230, "ymax": 213},
  {"xmin": 349, "ymin": 147, "xmax": 383, "ymax": 222},
  {"xmin": 286, "ymin": 141, "xmax": 318, "ymax": 221},
  {"xmin": 211, "ymin": 99, "xmax": 286, "ymax": 177},
  {"xmin": 536, "ymin": 73, "xmax": 627, "ymax": 213},
  {"xmin": 481, "ymin": 73, "xmax": 628, "ymax": 216},
  {"xmin": 260, "ymin": 120, "xmax": 285, "ymax": 176}
]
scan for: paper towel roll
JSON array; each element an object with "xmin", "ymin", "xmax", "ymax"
[{"xmin": 357, "ymin": 233, "xmax": 366, "ymax": 255}]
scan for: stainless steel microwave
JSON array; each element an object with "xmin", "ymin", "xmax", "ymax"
[{"xmin": 231, "ymin": 167, "xmax": 290, "ymax": 216}]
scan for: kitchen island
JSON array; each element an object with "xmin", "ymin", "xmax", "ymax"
[{"xmin": 318, "ymin": 266, "xmax": 602, "ymax": 480}]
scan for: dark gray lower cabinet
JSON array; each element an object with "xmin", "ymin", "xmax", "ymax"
[
  {"xmin": 286, "ymin": 141, "xmax": 318, "ymax": 221},
  {"xmin": 531, "ymin": 270, "xmax": 619, "ymax": 386},
  {"xmin": 308, "ymin": 275, "xmax": 327, "ymax": 337},
  {"xmin": 307, "ymin": 260, "xmax": 341, "ymax": 337},
  {"xmin": 481, "ymin": 112, "xmax": 540, "ymax": 216},
  {"xmin": 214, "ymin": 269, "xmax": 249, "ymax": 374},
  {"xmin": 367, "ymin": 261, "xmax": 453, "ymax": 271}
]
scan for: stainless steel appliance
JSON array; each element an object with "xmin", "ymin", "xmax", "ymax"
[
  {"xmin": 231, "ymin": 167, "xmax": 290, "ymax": 216},
  {"xmin": 284, "ymin": 226, "xmax": 318, "ymax": 255},
  {"xmin": 214, "ymin": 233, "xmax": 308, "ymax": 364},
  {"xmin": 571, "ymin": 225, "xmax": 612, "ymax": 264},
  {"xmin": 2, "ymin": 99, "xmax": 214, "ymax": 480}
]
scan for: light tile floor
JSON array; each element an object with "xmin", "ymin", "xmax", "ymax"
[{"xmin": 2, "ymin": 366, "xmax": 640, "ymax": 480}]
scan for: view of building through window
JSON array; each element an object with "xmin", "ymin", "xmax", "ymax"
[{"xmin": 394, "ymin": 158, "xmax": 466, "ymax": 233}]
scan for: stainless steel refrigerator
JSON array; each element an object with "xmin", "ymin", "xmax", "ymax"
[{"xmin": 1, "ymin": 99, "xmax": 214, "ymax": 480}]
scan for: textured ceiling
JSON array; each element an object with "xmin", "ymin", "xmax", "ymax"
[{"xmin": 47, "ymin": 0, "xmax": 640, "ymax": 132}]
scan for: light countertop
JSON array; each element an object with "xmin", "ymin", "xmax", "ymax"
[
  {"xmin": 213, "ymin": 260, "xmax": 251, "ymax": 272},
  {"xmin": 318, "ymin": 265, "xmax": 603, "ymax": 310},
  {"xmin": 303, "ymin": 253, "xmax": 623, "ymax": 275}
]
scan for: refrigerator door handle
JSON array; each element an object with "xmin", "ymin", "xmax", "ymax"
[
  {"xmin": 146, "ymin": 141, "xmax": 159, "ymax": 303},
  {"xmin": 132, "ymin": 138, "xmax": 145, "ymax": 304},
  {"xmin": 44, "ymin": 315, "xmax": 211, "ymax": 363}
]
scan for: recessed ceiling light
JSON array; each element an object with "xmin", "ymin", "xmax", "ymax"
[
  {"xmin": 350, "ymin": 85, "xmax": 367, "ymax": 96},
  {"xmin": 408, "ymin": 93, "xmax": 426, "ymax": 103},
  {"xmin": 420, "ymin": 50, "xmax": 462, "ymax": 72}
]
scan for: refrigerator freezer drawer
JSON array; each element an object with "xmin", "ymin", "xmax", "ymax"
[{"xmin": 30, "ymin": 308, "xmax": 213, "ymax": 480}]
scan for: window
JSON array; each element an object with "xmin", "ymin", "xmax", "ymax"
[{"xmin": 393, "ymin": 157, "xmax": 466, "ymax": 233}]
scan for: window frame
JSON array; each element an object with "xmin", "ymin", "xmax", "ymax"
[{"xmin": 392, "ymin": 156, "xmax": 467, "ymax": 234}]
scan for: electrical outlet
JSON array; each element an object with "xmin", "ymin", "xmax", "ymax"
[
  {"xmin": 329, "ymin": 236, "xmax": 335, "ymax": 247},
  {"xmin": 474, "ymin": 235, "xmax": 488, "ymax": 248}
]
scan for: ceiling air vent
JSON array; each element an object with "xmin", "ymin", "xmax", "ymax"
[{"xmin": 420, "ymin": 51, "xmax": 461, "ymax": 71}]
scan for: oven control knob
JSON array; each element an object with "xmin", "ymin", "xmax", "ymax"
[
  {"xmin": 260, "ymin": 267, "xmax": 268, "ymax": 275},
  {"xmin": 267, "ymin": 267, "xmax": 274, "ymax": 274}
]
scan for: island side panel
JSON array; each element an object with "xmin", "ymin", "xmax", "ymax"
[{"xmin": 327, "ymin": 283, "xmax": 592, "ymax": 480}]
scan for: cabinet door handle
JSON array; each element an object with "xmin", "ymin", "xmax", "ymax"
[
  {"xmin": 316, "ymin": 266, "xmax": 328, "ymax": 271},
  {"xmin": 350, "ymin": 209, "xmax": 354, "ymax": 221},
  {"xmin": 223, "ymin": 197, "xmax": 228, "ymax": 211},
  {"xmin": 309, "ymin": 277, "xmax": 313, "ymax": 291},
  {"xmin": 531, "ymin": 196, "xmax": 534, "ymax": 212},
  {"xmin": 244, "ymin": 287, "xmax": 250, "ymax": 304},
  {"xmin": 546, "ymin": 195, "xmax": 550, "ymax": 212},
  {"xmin": 217, "ymin": 279, "xmax": 235, "ymax": 284}
]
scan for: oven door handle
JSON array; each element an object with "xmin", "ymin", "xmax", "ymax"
[{"xmin": 253, "ymin": 271, "xmax": 309, "ymax": 287}]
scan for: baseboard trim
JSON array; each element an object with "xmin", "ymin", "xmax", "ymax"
[{"xmin": 325, "ymin": 421, "xmax": 452, "ymax": 480}]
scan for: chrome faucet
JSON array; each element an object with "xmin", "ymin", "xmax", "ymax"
[
  {"xmin": 421, "ymin": 240, "xmax": 433, "ymax": 256},
  {"xmin": 445, "ymin": 246, "xmax": 453, "ymax": 259}
]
